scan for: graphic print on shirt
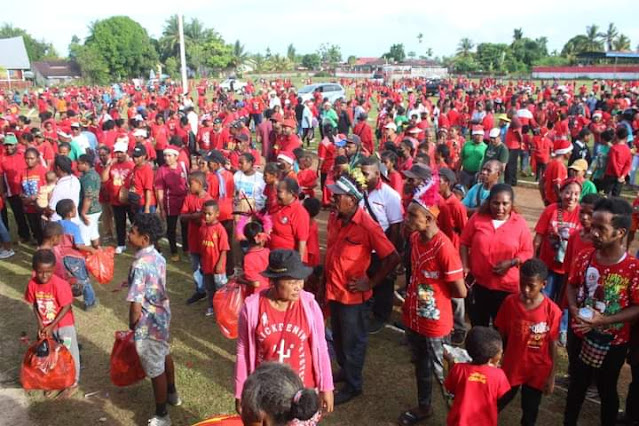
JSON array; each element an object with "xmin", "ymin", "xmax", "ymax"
[
  {"xmin": 112, "ymin": 168, "xmax": 131, "ymax": 187},
  {"xmin": 468, "ymin": 372, "xmax": 487, "ymax": 384},
  {"xmin": 35, "ymin": 291, "xmax": 57, "ymax": 324},
  {"xmin": 417, "ymin": 283, "xmax": 440, "ymax": 320},
  {"xmin": 527, "ymin": 321, "xmax": 550, "ymax": 349}
]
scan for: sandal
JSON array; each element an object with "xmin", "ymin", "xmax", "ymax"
[
  {"xmin": 397, "ymin": 408, "xmax": 432, "ymax": 426},
  {"xmin": 56, "ymin": 385, "xmax": 79, "ymax": 399}
]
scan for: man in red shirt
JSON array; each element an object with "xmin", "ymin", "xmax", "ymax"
[
  {"xmin": 604, "ymin": 126, "xmax": 632, "ymax": 197},
  {"xmin": 504, "ymin": 116, "xmax": 523, "ymax": 186},
  {"xmin": 0, "ymin": 134, "xmax": 30, "ymax": 242},
  {"xmin": 353, "ymin": 113, "xmax": 374, "ymax": 154},
  {"xmin": 102, "ymin": 139, "xmax": 134, "ymax": 253},
  {"xmin": 398, "ymin": 176, "xmax": 466, "ymax": 424},
  {"xmin": 540, "ymin": 139, "xmax": 571, "ymax": 206},
  {"xmin": 130, "ymin": 145, "xmax": 156, "ymax": 214},
  {"xmin": 325, "ymin": 174, "xmax": 400, "ymax": 405}
]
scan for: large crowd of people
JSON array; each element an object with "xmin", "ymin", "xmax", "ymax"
[{"xmin": 4, "ymin": 75, "xmax": 639, "ymax": 426}]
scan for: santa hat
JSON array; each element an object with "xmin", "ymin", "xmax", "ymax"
[
  {"xmin": 133, "ymin": 128, "xmax": 147, "ymax": 138},
  {"xmin": 411, "ymin": 173, "xmax": 441, "ymax": 218},
  {"xmin": 592, "ymin": 110, "xmax": 603, "ymax": 118},
  {"xmin": 277, "ymin": 152, "xmax": 295, "ymax": 165},
  {"xmin": 471, "ymin": 125, "xmax": 484, "ymax": 136},
  {"xmin": 553, "ymin": 139, "xmax": 573, "ymax": 156}
]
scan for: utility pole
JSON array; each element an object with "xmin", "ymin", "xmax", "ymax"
[{"xmin": 178, "ymin": 14, "xmax": 188, "ymax": 96}]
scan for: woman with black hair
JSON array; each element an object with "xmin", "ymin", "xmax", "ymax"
[{"xmin": 48, "ymin": 155, "xmax": 81, "ymax": 222}]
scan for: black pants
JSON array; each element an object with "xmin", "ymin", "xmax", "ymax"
[
  {"xmin": 368, "ymin": 253, "xmax": 395, "ymax": 323},
  {"xmin": 469, "ymin": 284, "xmax": 511, "ymax": 327},
  {"xmin": 166, "ymin": 215, "xmax": 188, "ymax": 254},
  {"xmin": 204, "ymin": 273, "xmax": 216, "ymax": 310},
  {"xmin": 564, "ymin": 328, "xmax": 628, "ymax": 426},
  {"xmin": 25, "ymin": 212, "xmax": 43, "ymax": 245},
  {"xmin": 221, "ymin": 220, "xmax": 234, "ymax": 275},
  {"xmin": 626, "ymin": 362, "xmax": 639, "ymax": 423},
  {"xmin": 603, "ymin": 175, "xmax": 623, "ymax": 197},
  {"xmin": 7, "ymin": 195, "xmax": 30, "ymax": 240},
  {"xmin": 505, "ymin": 148, "xmax": 521, "ymax": 186},
  {"xmin": 155, "ymin": 149, "xmax": 165, "ymax": 167},
  {"xmin": 535, "ymin": 162, "xmax": 547, "ymax": 182},
  {"xmin": 330, "ymin": 301, "xmax": 368, "ymax": 393},
  {"xmin": 406, "ymin": 330, "xmax": 448, "ymax": 410},
  {"xmin": 112, "ymin": 205, "xmax": 133, "ymax": 247},
  {"xmin": 498, "ymin": 384, "xmax": 543, "ymax": 426}
]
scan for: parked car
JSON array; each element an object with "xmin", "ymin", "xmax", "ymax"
[
  {"xmin": 370, "ymin": 73, "xmax": 385, "ymax": 84},
  {"xmin": 424, "ymin": 79, "xmax": 442, "ymax": 96},
  {"xmin": 298, "ymin": 83, "xmax": 345, "ymax": 104},
  {"xmin": 219, "ymin": 77, "xmax": 247, "ymax": 93}
]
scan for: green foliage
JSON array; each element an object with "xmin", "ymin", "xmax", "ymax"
[
  {"xmin": 533, "ymin": 55, "xmax": 572, "ymax": 67},
  {"xmin": 84, "ymin": 16, "xmax": 158, "ymax": 79},
  {"xmin": 74, "ymin": 44, "xmax": 109, "ymax": 84},
  {"xmin": 383, "ymin": 43, "xmax": 406, "ymax": 63},
  {"xmin": 613, "ymin": 34, "xmax": 631, "ymax": 51},
  {"xmin": 476, "ymin": 43, "xmax": 509, "ymax": 72},
  {"xmin": 203, "ymin": 36, "xmax": 233, "ymax": 70},
  {"xmin": 318, "ymin": 43, "xmax": 342, "ymax": 65},
  {"xmin": 347, "ymin": 55, "xmax": 357, "ymax": 66},
  {"xmin": 456, "ymin": 38, "xmax": 474, "ymax": 57},
  {"xmin": 287, "ymin": 44, "xmax": 296, "ymax": 62},
  {"xmin": 0, "ymin": 23, "xmax": 58, "ymax": 61},
  {"xmin": 301, "ymin": 53, "xmax": 321, "ymax": 70},
  {"xmin": 164, "ymin": 57, "xmax": 179, "ymax": 79}
]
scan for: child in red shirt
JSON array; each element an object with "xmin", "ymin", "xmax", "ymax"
[
  {"xmin": 532, "ymin": 131, "xmax": 553, "ymax": 182},
  {"xmin": 296, "ymin": 154, "xmax": 318, "ymax": 199},
  {"xmin": 302, "ymin": 197, "xmax": 321, "ymax": 267},
  {"xmin": 444, "ymin": 326, "xmax": 510, "ymax": 426},
  {"xmin": 24, "ymin": 249, "xmax": 80, "ymax": 397},
  {"xmin": 237, "ymin": 221, "xmax": 270, "ymax": 295},
  {"xmin": 262, "ymin": 163, "xmax": 279, "ymax": 214},
  {"xmin": 628, "ymin": 193, "xmax": 639, "ymax": 252},
  {"xmin": 199, "ymin": 200, "xmax": 230, "ymax": 317},
  {"xmin": 495, "ymin": 259, "xmax": 561, "ymax": 425},
  {"xmin": 180, "ymin": 171, "xmax": 213, "ymax": 304}
]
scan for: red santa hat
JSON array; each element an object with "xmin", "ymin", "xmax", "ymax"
[
  {"xmin": 277, "ymin": 152, "xmax": 295, "ymax": 165},
  {"xmin": 553, "ymin": 139, "xmax": 573, "ymax": 156},
  {"xmin": 411, "ymin": 173, "xmax": 441, "ymax": 218}
]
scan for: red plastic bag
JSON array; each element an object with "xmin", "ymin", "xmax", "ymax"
[
  {"xmin": 85, "ymin": 247, "xmax": 115, "ymax": 284},
  {"xmin": 110, "ymin": 330, "xmax": 146, "ymax": 386},
  {"xmin": 213, "ymin": 279, "xmax": 246, "ymax": 339},
  {"xmin": 21, "ymin": 337, "xmax": 76, "ymax": 390},
  {"xmin": 193, "ymin": 415, "xmax": 243, "ymax": 425}
]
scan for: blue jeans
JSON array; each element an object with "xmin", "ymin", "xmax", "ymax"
[
  {"xmin": 190, "ymin": 253, "xmax": 204, "ymax": 293},
  {"xmin": 63, "ymin": 256, "xmax": 96, "ymax": 307},
  {"xmin": 137, "ymin": 206, "xmax": 156, "ymax": 214},
  {"xmin": 0, "ymin": 218, "xmax": 9, "ymax": 243},
  {"xmin": 329, "ymin": 301, "xmax": 369, "ymax": 392}
]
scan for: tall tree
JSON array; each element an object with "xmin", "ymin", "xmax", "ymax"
[
  {"xmin": 613, "ymin": 34, "xmax": 631, "ymax": 51},
  {"xmin": 417, "ymin": 33, "xmax": 423, "ymax": 44},
  {"xmin": 456, "ymin": 38, "xmax": 474, "ymax": 57},
  {"xmin": 561, "ymin": 35, "xmax": 591, "ymax": 59},
  {"xmin": 513, "ymin": 28, "xmax": 523, "ymax": 42},
  {"xmin": 286, "ymin": 44, "xmax": 296, "ymax": 62},
  {"xmin": 585, "ymin": 24, "xmax": 604, "ymax": 51},
  {"xmin": 231, "ymin": 40, "xmax": 248, "ymax": 68},
  {"xmin": 318, "ymin": 43, "xmax": 342, "ymax": 65},
  {"xmin": 301, "ymin": 53, "xmax": 321, "ymax": 70},
  {"xmin": 383, "ymin": 43, "xmax": 406, "ymax": 62},
  {"xmin": 426, "ymin": 47, "xmax": 433, "ymax": 58},
  {"xmin": 84, "ymin": 16, "xmax": 158, "ymax": 79},
  {"xmin": 600, "ymin": 23, "xmax": 618, "ymax": 51}
]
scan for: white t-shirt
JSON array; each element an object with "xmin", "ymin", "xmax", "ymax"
[
  {"xmin": 233, "ymin": 171, "xmax": 266, "ymax": 210},
  {"xmin": 49, "ymin": 175, "xmax": 81, "ymax": 221},
  {"xmin": 360, "ymin": 182, "xmax": 403, "ymax": 232}
]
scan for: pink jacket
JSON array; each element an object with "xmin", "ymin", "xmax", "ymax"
[{"xmin": 235, "ymin": 290, "xmax": 334, "ymax": 398}]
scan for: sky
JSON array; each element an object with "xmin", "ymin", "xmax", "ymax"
[{"xmin": 4, "ymin": 0, "xmax": 639, "ymax": 59}]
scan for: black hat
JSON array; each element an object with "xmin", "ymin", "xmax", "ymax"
[
  {"xmin": 234, "ymin": 133, "xmax": 249, "ymax": 142},
  {"xmin": 205, "ymin": 150, "xmax": 227, "ymax": 164},
  {"xmin": 261, "ymin": 249, "xmax": 313, "ymax": 280},
  {"xmin": 345, "ymin": 134, "xmax": 361, "ymax": 145},
  {"xmin": 132, "ymin": 144, "xmax": 147, "ymax": 158},
  {"xmin": 439, "ymin": 167, "xmax": 457, "ymax": 185},
  {"xmin": 402, "ymin": 164, "xmax": 432, "ymax": 181}
]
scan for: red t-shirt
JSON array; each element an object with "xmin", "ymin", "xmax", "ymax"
[
  {"xmin": 197, "ymin": 126, "xmax": 214, "ymax": 151},
  {"xmin": 244, "ymin": 247, "xmax": 270, "ymax": 295},
  {"xmin": 269, "ymin": 201, "xmax": 310, "ymax": 262},
  {"xmin": 605, "ymin": 143, "xmax": 632, "ymax": 178},
  {"xmin": 198, "ymin": 221, "xmax": 230, "ymax": 274},
  {"xmin": 444, "ymin": 363, "xmax": 510, "ymax": 426},
  {"xmin": 151, "ymin": 123, "xmax": 169, "ymax": 150},
  {"xmin": 438, "ymin": 194, "xmax": 467, "ymax": 250},
  {"xmin": 180, "ymin": 193, "xmax": 213, "ymax": 254},
  {"xmin": 543, "ymin": 159, "xmax": 567, "ymax": 205},
  {"xmin": 131, "ymin": 163, "xmax": 156, "ymax": 207},
  {"xmin": 108, "ymin": 161, "xmax": 134, "ymax": 206},
  {"xmin": 535, "ymin": 203, "xmax": 581, "ymax": 274},
  {"xmin": 0, "ymin": 151, "xmax": 26, "ymax": 196},
  {"xmin": 296, "ymin": 169, "xmax": 317, "ymax": 198},
  {"xmin": 568, "ymin": 249, "xmax": 639, "ymax": 345},
  {"xmin": 532, "ymin": 136, "xmax": 552, "ymax": 164},
  {"xmin": 495, "ymin": 294, "xmax": 561, "ymax": 390},
  {"xmin": 387, "ymin": 170, "xmax": 404, "ymax": 195},
  {"xmin": 24, "ymin": 274, "xmax": 75, "ymax": 330},
  {"xmin": 35, "ymin": 141, "xmax": 56, "ymax": 166},
  {"xmin": 263, "ymin": 184, "xmax": 279, "ymax": 214},
  {"xmin": 307, "ymin": 219, "xmax": 320, "ymax": 267},
  {"xmin": 21, "ymin": 165, "xmax": 47, "ymax": 213},
  {"xmin": 402, "ymin": 231, "xmax": 464, "ymax": 337},
  {"xmin": 256, "ymin": 296, "xmax": 315, "ymax": 387},
  {"xmin": 317, "ymin": 138, "xmax": 336, "ymax": 174}
]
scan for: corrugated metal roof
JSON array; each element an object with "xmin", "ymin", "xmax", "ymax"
[{"xmin": 0, "ymin": 36, "xmax": 31, "ymax": 69}]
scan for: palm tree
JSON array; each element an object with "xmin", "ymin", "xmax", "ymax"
[
  {"xmin": 417, "ymin": 33, "xmax": 423, "ymax": 44},
  {"xmin": 457, "ymin": 38, "xmax": 474, "ymax": 57},
  {"xmin": 426, "ymin": 47, "xmax": 433, "ymax": 58},
  {"xmin": 286, "ymin": 44, "xmax": 296, "ymax": 62},
  {"xmin": 613, "ymin": 34, "xmax": 631, "ymax": 51},
  {"xmin": 585, "ymin": 24, "xmax": 604, "ymax": 51},
  {"xmin": 535, "ymin": 37, "xmax": 549, "ymax": 55},
  {"xmin": 231, "ymin": 40, "xmax": 248, "ymax": 69},
  {"xmin": 159, "ymin": 15, "xmax": 181, "ymax": 60},
  {"xmin": 513, "ymin": 28, "xmax": 523, "ymax": 42},
  {"xmin": 186, "ymin": 18, "xmax": 213, "ymax": 45},
  {"xmin": 599, "ymin": 23, "xmax": 618, "ymax": 51}
]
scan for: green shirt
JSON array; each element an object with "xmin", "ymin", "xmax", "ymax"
[
  {"xmin": 79, "ymin": 169, "xmax": 102, "ymax": 215},
  {"xmin": 322, "ymin": 109, "xmax": 338, "ymax": 128},
  {"xmin": 461, "ymin": 141, "xmax": 487, "ymax": 173},
  {"xmin": 580, "ymin": 179, "xmax": 598, "ymax": 200},
  {"xmin": 482, "ymin": 142, "xmax": 509, "ymax": 167},
  {"xmin": 591, "ymin": 145, "xmax": 610, "ymax": 181}
]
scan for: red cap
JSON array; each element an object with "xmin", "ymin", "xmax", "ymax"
[
  {"xmin": 282, "ymin": 118, "xmax": 296, "ymax": 129},
  {"xmin": 270, "ymin": 113, "xmax": 283, "ymax": 123}
]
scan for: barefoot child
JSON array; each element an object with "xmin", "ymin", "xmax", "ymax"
[
  {"xmin": 495, "ymin": 259, "xmax": 561, "ymax": 425},
  {"xmin": 25, "ymin": 249, "xmax": 80, "ymax": 398},
  {"xmin": 444, "ymin": 326, "xmax": 510, "ymax": 426},
  {"xmin": 199, "ymin": 200, "xmax": 230, "ymax": 317},
  {"xmin": 126, "ymin": 213, "xmax": 181, "ymax": 426}
]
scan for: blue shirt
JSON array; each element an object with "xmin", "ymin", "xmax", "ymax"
[
  {"xmin": 462, "ymin": 183, "xmax": 490, "ymax": 209},
  {"xmin": 59, "ymin": 219, "xmax": 85, "ymax": 245}
]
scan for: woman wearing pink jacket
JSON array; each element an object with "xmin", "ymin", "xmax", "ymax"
[{"xmin": 235, "ymin": 249, "xmax": 334, "ymax": 423}]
